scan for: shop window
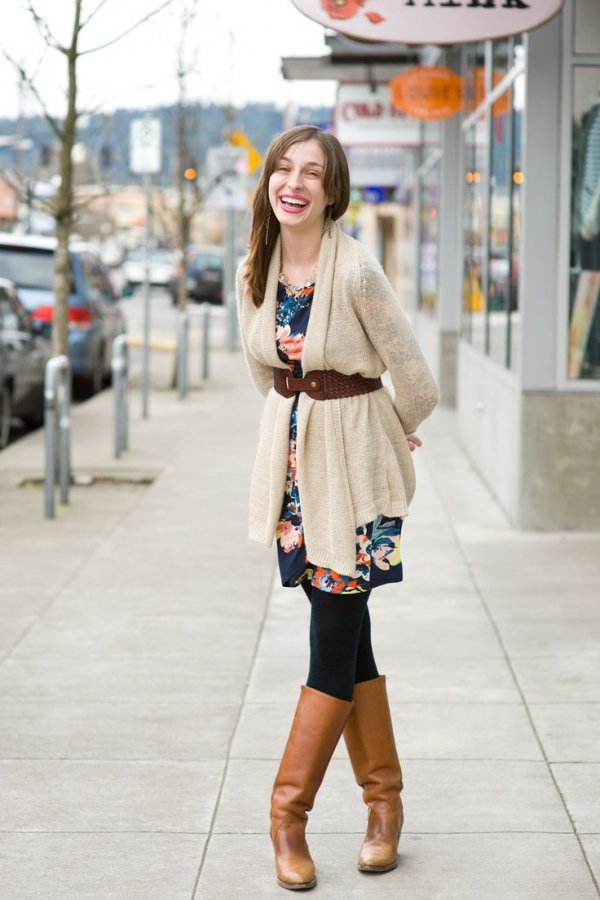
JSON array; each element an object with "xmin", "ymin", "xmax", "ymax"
[
  {"xmin": 488, "ymin": 89, "xmax": 512, "ymax": 367},
  {"xmin": 574, "ymin": 0, "xmax": 600, "ymax": 55},
  {"xmin": 462, "ymin": 39, "xmax": 524, "ymax": 371},
  {"xmin": 394, "ymin": 182, "xmax": 416, "ymax": 312},
  {"xmin": 508, "ymin": 62, "xmax": 524, "ymax": 376},
  {"xmin": 568, "ymin": 66, "xmax": 600, "ymax": 380},
  {"xmin": 463, "ymin": 43, "xmax": 487, "ymax": 117},
  {"xmin": 463, "ymin": 116, "xmax": 488, "ymax": 353},
  {"xmin": 490, "ymin": 61, "xmax": 524, "ymax": 375},
  {"xmin": 419, "ymin": 161, "xmax": 441, "ymax": 315}
]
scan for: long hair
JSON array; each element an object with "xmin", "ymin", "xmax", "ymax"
[{"xmin": 244, "ymin": 125, "xmax": 350, "ymax": 308}]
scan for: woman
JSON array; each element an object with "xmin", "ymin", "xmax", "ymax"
[{"xmin": 236, "ymin": 125, "xmax": 439, "ymax": 891}]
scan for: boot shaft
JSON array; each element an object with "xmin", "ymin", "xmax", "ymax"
[{"xmin": 271, "ymin": 685, "xmax": 353, "ymax": 829}]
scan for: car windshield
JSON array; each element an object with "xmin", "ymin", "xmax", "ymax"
[
  {"xmin": 0, "ymin": 246, "xmax": 55, "ymax": 291},
  {"xmin": 191, "ymin": 251, "xmax": 222, "ymax": 268},
  {"xmin": 128, "ymin": 249, "xmax": 173, "ymax": 263}
]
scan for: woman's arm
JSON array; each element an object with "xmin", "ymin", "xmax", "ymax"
[
  {"xmin": 356, "ymin": 254, "xmax": 440, "ymax": 436},
  {"xmin": 236, "ymin": 262, "xmax": 273, "ymax": 397}
]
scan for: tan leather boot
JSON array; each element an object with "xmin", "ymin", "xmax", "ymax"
[
  {"xmin": 270, "ymin": 686, "xmax": 353, "ymax": 890},
  {"xmin": 343, "ymin": 675, "xmax": 403, "ymax": 873}
]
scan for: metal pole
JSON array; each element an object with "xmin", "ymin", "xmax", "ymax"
[
  {"xmin": 225, "ymin": 208, "xmax": 237, "ymax": 352},
  {"xmin": 44, "ymin": 355, "xmax": 70, "ymax": 519},
  {"xmin": 59, "ymin": 370, "xmax": 70, "ymax": 505},
  {"xmin": 44, "ymin": 378, "xmax": 56, "ymax": 519},
  {"xmin": 177, "ymin": 310, "xmax": 189, "ymax": 399},
  {"xmin": 201, "ymin": 301, "xmax": 211, "ymax": 380},
  {"xmin": 142, "ymin": 170, "xmax": 151, "ymax": 418},
  {"xmin": 123, "ymin": 340, "xmax": 129, "ymax": 451},
  {"xmin": 112, "ymin": 334, "xmax": 128, "ymax": 458}
]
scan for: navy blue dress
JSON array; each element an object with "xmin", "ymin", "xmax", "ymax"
[{"xmin": 274, "ymin": 279, "xmax": 404, "ymax": 595}]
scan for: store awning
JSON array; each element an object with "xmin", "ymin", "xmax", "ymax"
[{"xmin": 281, "ymin": 33, "xmax": 438, "ymax": 83}]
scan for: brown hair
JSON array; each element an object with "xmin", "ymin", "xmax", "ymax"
[{"xmin": 244, "ymin": 125, "xmax": 350, "ymax": 307}]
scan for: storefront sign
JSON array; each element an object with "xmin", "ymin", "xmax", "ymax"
[
  {"xmin": 347, "ymin": 145, "xmax": 416, "ymax": 186},
  {"xmin": 390, "ymin": 68, "xmax": 462, "ymax": 121},
  {"xmin": 292, "ymin": 0, "xmax": 564, "ymax": 45},
  {"xmin": 335, "ymin": 83, "xmax": 421, "ymax": 146},
  {"xmin": 390, "ymin": 66, "xmax": 511, "ymax": 120}
]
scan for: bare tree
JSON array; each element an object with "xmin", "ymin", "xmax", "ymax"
[
  {"xmin": 175, "ymin": 0, "xmax": 202, "ymax": 313},
  {"xmin": 1, "ymin": 0, "xmax": 175, "ymax": 359}
]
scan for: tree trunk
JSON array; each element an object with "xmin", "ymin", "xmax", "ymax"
[
  {"xmin": 177, "ymin": 67, "xmax": 190, "ymax": 312},
  {"xmin": 53, "ymin": 2, "xmax": 81, "ymax": 359}
]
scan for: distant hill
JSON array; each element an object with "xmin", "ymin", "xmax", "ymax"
[{"xmin": 0, "ymin": 102, "xmax": 333, "ymax": 187}]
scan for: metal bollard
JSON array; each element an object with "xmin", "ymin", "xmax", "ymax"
[
  {"xmin": 44, "ymin": 355, "xmax": 71, "ymax": 519},
  {"xmin": 111, "ymin": 334, "xmax": 129, "ymax": 458},
  {"xmin": 201, "ymin": 302, "xmax": 211, "ymax": 380},
  {"xmin": 177, "ymin": 310, "xmax": 189, "ymax": 400}
]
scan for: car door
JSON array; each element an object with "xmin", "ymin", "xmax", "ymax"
[
  {"xmin": 82, "ymin": 253, "xmax": 124, "ymax": 375},
  {"xmin": 0, "ymin": 283, "xmax": 48, "ymax": 421}
]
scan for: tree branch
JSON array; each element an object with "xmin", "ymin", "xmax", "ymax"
[
  {"xmin": 78, "ymin": 0, "xmax": 111, "ymax": 31},
  {"xmin": 24, "ymin": 0, "xmax": 66, "ymax": 53},
  {"xmin": 71, "ymin": 186, "xmax": 111, "ymax": 215},
  {"xmin": 0, "ymin": 49, "xmax": 64, "ymax": 140},
  {"xmin": 79, "ymin": 0, "xmax": 176, "ymax": 56}
]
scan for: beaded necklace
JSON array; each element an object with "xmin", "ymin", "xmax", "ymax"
[{"xmin": 278, "ymin": 270, "xmax": 316, "ymax": 298}]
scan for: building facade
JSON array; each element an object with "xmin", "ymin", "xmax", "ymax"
[{"xmin": 286, "ymin": 0, "xmax": 600, "ymax": 530}]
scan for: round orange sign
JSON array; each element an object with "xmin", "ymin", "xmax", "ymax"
[{"xmin": 390, "ymin": 67, "xmax": 463, "ymax": 121}]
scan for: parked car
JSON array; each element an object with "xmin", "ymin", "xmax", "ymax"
[
  {"xmin": 0, "ymin": 339, "xmax": 9, "ymax": 448},
  {"xmin": 123, "ymin": 248, "xmax": 177, "ymax": 291},
  {"xmin": 0, "ymin": 278, "xmax": 51, "ymax": 448},
  {"xmin": 168, "ymin": 246, "xmax": 224, "ymax": 305},
  {"xmin": 0, "ymin": 233, "xmax": 126, "ymax": 397}
]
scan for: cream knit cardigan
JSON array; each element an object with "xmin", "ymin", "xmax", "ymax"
[{"xmin": 236, "ymin": 223, "xmax": 439, "ymax": 577}]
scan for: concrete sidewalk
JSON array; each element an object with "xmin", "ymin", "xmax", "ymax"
[{"xmin": 0, "ymin": 347, "xmax": 599, "ymax": 900}]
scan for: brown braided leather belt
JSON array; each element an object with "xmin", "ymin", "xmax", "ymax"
[{"xmin": 273, "ymin": 367, "xmax": 382, "ymax": 401}]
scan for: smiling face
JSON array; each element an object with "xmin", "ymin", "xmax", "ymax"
[{"xmin": 268, "ymin": 139, "xmax": 331, "ymax": 236}]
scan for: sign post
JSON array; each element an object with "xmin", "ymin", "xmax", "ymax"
[
  {"xmin": 129, "ymin": 117, "xmax": 162, "ymax": 418},
  {"xmin": 205, "ymin": 145, "xmax": 248, "ymax": 352}
]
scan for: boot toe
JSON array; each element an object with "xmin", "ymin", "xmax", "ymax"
[
  {"xmin": 272, "ymin": 817, "xmax": 317, "ymax": 890},
  {"xmin": 276, "ymin": 868, "xmax": 317, "ymax": 890},
  {"xmin": 358, "ymin": 842, "xmax": 398, "ymax": 873}
]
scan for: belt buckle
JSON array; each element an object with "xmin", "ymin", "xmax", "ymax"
[
  {"xmin": 305, "ymin": 372, "xmax": 324, "ymax": 400},
  {"xmin": 285, "ymin": 374, "xmax": 292, "ymax": 393}
]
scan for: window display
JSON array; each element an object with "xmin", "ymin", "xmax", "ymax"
[
  {"xmin": 463, "ymin": 116, "xmax": 487, "ymax": 354},
  {"xmin": 462, "ymin": 39, "xmax": 524, "ymax": 370},
  {"xmin": 419, "ymin": 159, "xmax": 441, "ymax": 315},
  {"xmin": 569, "ymin": 66, "xmax": 600, "ymax": 379}
]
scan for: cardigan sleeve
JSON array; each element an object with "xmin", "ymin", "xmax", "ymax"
[
  {"xmin": 236, "ymin": 261, "xmax": 273, "ymax": 397},
  {"xmin": 356, "ymin": 253, "xmax": 440, "ymax": 435}
]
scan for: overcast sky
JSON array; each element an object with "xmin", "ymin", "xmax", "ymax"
[{"xmin": 0, "ymin": 0, "xmax": 337, "ymax": 120}]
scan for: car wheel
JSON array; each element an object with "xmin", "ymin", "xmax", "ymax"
[{"xmin": 0, "ymin": 387, "xmax": 13, "ymax": 449}]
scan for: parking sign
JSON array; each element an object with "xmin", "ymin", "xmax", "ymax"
[{"xmin": 129, "ymin": 118, "xmax": 162, "ymax": 174}]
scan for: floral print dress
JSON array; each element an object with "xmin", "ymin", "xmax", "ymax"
[{"xmin": 275, "ymin": 278, "xmax": 404, "ymax": 595}]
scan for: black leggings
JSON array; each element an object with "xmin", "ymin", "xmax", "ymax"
[{"xmin": 301, "ymin": 581, "xmax": 379, "ymax": 701}]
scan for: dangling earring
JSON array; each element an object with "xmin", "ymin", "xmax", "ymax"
[
  {"xmin": 264, "ymin": 210, "xmax": 271, "ymax": 246},
  {"xmin": 326, "ymin": 206, "xmax": 333, "ymax": 238}
]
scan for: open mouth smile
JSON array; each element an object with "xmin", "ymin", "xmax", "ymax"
[{"xmin": 279, "ymin": 194, "xmax": 308, "ymax": 213}]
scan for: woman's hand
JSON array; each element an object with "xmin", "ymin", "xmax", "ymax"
[{"xmin": 407, "ymin": 433, "xmax": 422, "ymax": 452}]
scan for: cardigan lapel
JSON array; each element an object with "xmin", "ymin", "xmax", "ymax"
[
  {"xmin": 301, "ymin": 223, "xmax": 339, "ymax": 375},
  {"xmin": 260, "ymin": 235, "xmax": 284, "ymax": 367},
  {"xmin": 258, "ymin": 224, "xmax": 339, "ymax": 372}
]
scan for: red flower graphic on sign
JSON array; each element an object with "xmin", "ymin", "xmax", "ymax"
[
  {"xmin": 321, "ymin": 0, "xmax": 385, "ymax": 24},
  {"xmin": 321, "ymin": 0, "xmax": 364, "ymax": 18}
]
